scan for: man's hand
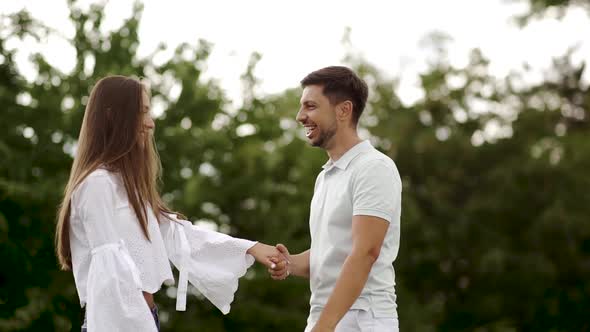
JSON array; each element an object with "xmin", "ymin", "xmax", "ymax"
[
  {"xmin": 268, "ymin": 245, "xmax": 312, "ymax": 280},
  {"xmin": 269, "ymin": 244, "xmax": 291, "ymax": 280},
  {"xmin": 247, "ymin": 243, "xmax": 288, "ymax": 272}
]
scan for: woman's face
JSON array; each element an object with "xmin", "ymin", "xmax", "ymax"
[{"xmin": 139, "ymin": 89, "xmax": 155, "ymax": 145}]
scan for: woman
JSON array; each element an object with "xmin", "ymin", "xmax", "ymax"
[{"xmin": 54, "ymin": 75, "xmax": 287, "ymax": 331}]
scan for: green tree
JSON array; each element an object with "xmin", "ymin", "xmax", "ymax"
[
  {"xmin": 515, "ymin": 0, "xmax": 590, "ymax": 25},
  {"xmin": 1, "ymin": 1, "xmax": 588, "ymax": 331}
]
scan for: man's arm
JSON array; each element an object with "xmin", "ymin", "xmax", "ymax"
[
  {"xmin": 312, "ymin": 215, "xmax": 389, "ymax": 332},
  {"xmin": 289, "ymin": 248, "xmax": 310, "ymax": 279}
]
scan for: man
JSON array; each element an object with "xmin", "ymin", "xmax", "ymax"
[{"xmin": 270, "ymin": 66, "xmax": 402, "ymax": 332}]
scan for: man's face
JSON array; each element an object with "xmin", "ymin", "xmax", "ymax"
[{"xmin": 296, "ymin": 85, "xmax": 338, "ymax": 149}]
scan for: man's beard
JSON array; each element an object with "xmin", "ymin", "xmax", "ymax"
[{"xmin": 312, "ymin": 123, "xmax": 337, "ymax": 149}]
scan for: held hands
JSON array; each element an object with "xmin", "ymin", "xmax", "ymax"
[
  {"xmin": 268, "ymin": 244, "xmax": 291, "ymax": 280},
  {"xmin": 248, "ymin": 243, "xmax": 292, "ymax": 280},
  {"xmin": 247, "ymin": 243, "xmax": 289, "ymax": 274}
]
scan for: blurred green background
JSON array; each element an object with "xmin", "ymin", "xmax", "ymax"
[{"xmin": 1, "ymin": 0, "xmax": 589, "ymax": 331}]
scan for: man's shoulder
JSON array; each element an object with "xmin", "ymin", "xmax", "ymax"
[
  {"xmin": 353, "ymin": 147, "xmax": 397, "ymax": 171},
  {"xmin": 348, "ymin": 148, "xmax": 401, "ymax": 190}
]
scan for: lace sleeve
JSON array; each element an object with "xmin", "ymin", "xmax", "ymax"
[
  {"xmin": 160, "ymin": 215, "xmax": 256, "ymax": 313},
  {"xmin": 85, "ymin": 241, "xmax": 158, "ymax": 332}
]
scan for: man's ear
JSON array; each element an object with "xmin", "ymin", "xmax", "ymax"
[{"xmin": 336, "ymin": 100, "xmax": 353, "ymax": 122}]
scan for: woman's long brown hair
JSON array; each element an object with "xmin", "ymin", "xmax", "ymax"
[{"xmin": 55, "ymin": 75, "xmax": 175, "ymax": 271}]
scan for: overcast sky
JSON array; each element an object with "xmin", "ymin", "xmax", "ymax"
[{"xmin": 1, "ymin": 0, "xmax": 588, "ymax": 108}]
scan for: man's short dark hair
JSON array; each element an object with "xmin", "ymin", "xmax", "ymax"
[{"xmin": 300, "ymin": 66, "xmax": 368, "ymax": 125}]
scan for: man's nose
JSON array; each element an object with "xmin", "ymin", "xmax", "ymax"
[{"xmin": 296, "ymin": 109, "xmax": 305, "ymax": 123}]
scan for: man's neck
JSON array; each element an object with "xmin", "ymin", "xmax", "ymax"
[{"xmin": 326, "ymin": 130, "xmax": 362, "ymax": 162}]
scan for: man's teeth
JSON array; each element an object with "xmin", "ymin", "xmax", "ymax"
[{"xmin": 305, "ymin": 126, "xmax": 316, "ymax": 137}]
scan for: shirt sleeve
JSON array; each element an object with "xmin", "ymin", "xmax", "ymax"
[
  {"xmin": 159, "ymin": 213, "xmax": 256, "ymax": 314},
  {"xmin": 351, "ymin": 159, "xmax": 401, "ymax": 223},
  {"xmin": 72, "ymin": 174, "xmax": 157, "ymax": 332}
]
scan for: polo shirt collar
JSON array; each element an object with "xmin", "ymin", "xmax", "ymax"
[{"xmin": 322, "ymin": 140, "xmax": 373, "ymax": 170}]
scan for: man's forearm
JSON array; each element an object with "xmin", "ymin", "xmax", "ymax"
[
  {"xmin": 291, "ymin": 249, "xmax": 310, "ymax": 279},
  {"xmin": 314, "ymin": 250, "xmax": 376, "ymax": 330}
]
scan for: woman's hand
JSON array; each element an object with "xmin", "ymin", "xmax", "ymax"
[
  {"xmin": 268, "ymin": 244, "xmax": 292, "ymax": 280},
  {"xmin": 247, "ymin": 243, "xmax": 289, "ymax": 273}
]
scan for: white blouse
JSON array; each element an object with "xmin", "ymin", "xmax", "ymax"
[{"xmin": 69, "ymin": 169, "xmax": 256, "ymax": 331}]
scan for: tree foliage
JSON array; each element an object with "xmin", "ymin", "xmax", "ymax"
[{"xmin": 0, "ymin": 1, "xmax": 588, "ymax": 331}]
